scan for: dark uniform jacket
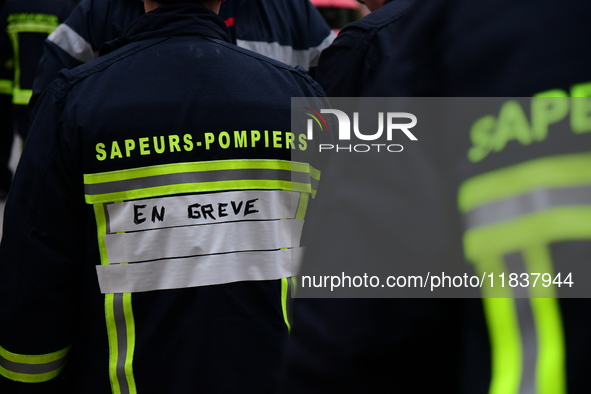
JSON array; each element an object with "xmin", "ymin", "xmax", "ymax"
[
  {"xmin": 219, "ymin": 0, "xmax": 335, "ymax": 73},
  {"xmin": 32, "ymin": 0, "xmax": 145, "ymax": 103},
  {"xmin": 314, "ymin": 0, "xmax": 414, "ymax": 97},
  {"xmin": 0, "ymin": 3, "xmax": 328, "ymax": 393},
  {"xmin": 0, "ymin": 0, "xmax": 77, "ymax": 136},
  {"xmin": 283, "ymin": 0, "xmax": 591, "ymax": 393}
]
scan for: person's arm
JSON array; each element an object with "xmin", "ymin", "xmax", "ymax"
[
  {"xmin": 0, "ymin": 79, "xmax": 85, "ymax": 393},
  {"xmin": 313, "ymin": 26, "xmax": 369, "ymax": 97},
  {"xmin": 31, "ymin": 0, "xmax": 144, "ymax": 107},
  {"xmin": 302, "ymin": 0, "xmax": 335, "ymax": 76},
  {"xmin": 32, "ymin": 0, "xmax": 99, "ymax": 105}
]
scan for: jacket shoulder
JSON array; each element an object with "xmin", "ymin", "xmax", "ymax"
[
  {"xmin": 204, "ymin": 36, "xmax": 326, "ymax": 96},
  {"xmin": 46, "ymin": 37, "xmax": 167, "ymax": 100},
  {"xmin": 334, "ymin": 0, "xmax": 415, "ymax": 48}
]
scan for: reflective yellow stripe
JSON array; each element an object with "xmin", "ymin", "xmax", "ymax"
[
  {"xmin": 122, "ymin": 293, "xmax": 137, "ymax": 394},
  {"xmin": 281, "ymin": 278, "xmax": 292, "ymax": 333},
  {"xmin": 459, "ymin": 155, "xmax": 577, "ymax": 394},
  {"xmin": 296, "ymin": 192, "xmax": 310, "ymax": 220},
  {"xmin": 99, "ymin": 203, "xmax": 137, "ymax": 393},
  {"xmin": 483, "ymin": 298, "xmax": 522, "ymax": 394},
  {"xmin": 84, "ymin": 159, "xmax": 317, "ymax": 184},
  {"xmin": 459, "ymin": 152, "xmax": 591, "ymax": 213},
  {"xmin": 0, "ymin": 344, "xmax": 71, "ymax": 383},
  {"xmin": 84, "ymin": 159, "xmax": 320, "ymax": 204},
  {"xmin": 6, "ymin": 22, "xmax": 59, "ymax": 34},
  {"xmin": 105, "ymin": 293, "xmax": 122, "ymax": 394},
  {"xmin": 85, "ymin": 180, "xmax": 312, "ymax": 205},
  {"xmin": 0, "ymin": 79, "xmax": 13, "ymax": 95},
  {"xmin": 12, "ymin": 88, "xmax": 32, "ymax": 105},
  {"xmin": 105, "ymin": 293, "xmax": 137, "ymax": 394},
  {"xmin": 464, "ymin": 207, "xmax": 591, "ymax": 260},
  {"xmin": 524, "ymin": 247, "xmax": 566, "ymax": 394},
  {"xmin": 6, "ymin": 17, "xmax": 59, "ymax": 106},
  {"xmin": 0, "ymin": 344, "xmax": 70, "ymax": 366},
  {"xmin": 94, "ymin": 204, "xmax": 110, "ymax": 265}
]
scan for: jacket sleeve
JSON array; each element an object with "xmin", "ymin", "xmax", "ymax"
[
  {"xmin": 31, "ymin": 0, "xmax": 98, "ymax": 106},
  {"xmin": 32, "ymin": 0, "xmax": 144, "ymax": 107},
  {"xmin": 0, "ymin": 82, "xmax": 85, "ymax": 392},
  {"xmin": 303, "ymin": 0, "xmax": 335, "ymax": 75},
  {"xmin": 314, "ymin": 27, "xmax": 368, "ymax": 97}
]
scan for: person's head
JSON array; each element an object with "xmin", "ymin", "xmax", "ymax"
[
  {"xmin": 144, "ymin": 0, "xmax": 226, "ymax": 14},
  {"xmin": 356, "ymin": 0, "xmax": 390, "ymax": 12}
]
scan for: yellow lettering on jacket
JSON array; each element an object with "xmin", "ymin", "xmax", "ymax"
[
  {"xmin": 468, "ymin": 81, "xmax": 591, "ymax": 163},
  {"xmin": 94, "ymin": 131, "xmax": 308, "ymax": 162}
]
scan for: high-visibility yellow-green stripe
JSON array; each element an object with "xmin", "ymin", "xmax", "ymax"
[
  {"xmin": 281, "ymin": 278, "xmax": 291, "ymax": 333},
  {"xmin": 531, "ymin": 297, "xmax": 566, "ymax": 394},
  {"xmin": 7, "ymin": 22, "xmax": 58, "ymax": 34},
  {"xmin": 105, "ymin": 293, "xmax": 122, "ymax": 394},
  {"xmin": 85, "ymin": 180, "xmax": 313, "ymax": 204},
  {"xmin": 0, "ymin": 345, "xmax": 70, "ymax": 365},
  {"xmin": 84, "ymin": 159, "xmax": 317, "ymax": 184},
  {"xmin": 123, "ymin": 293, "xmax": 137, "ymax": 394},
  {"xmin": 524, "ymin": 246, "xmax": 565, "ymax": 394},
  {"xmin": 0, "ymin": 79, "xmax": 12, "ymax": 95},
  {"xmin": 464, "ymin": 207, "xmax": 591, "ymax": 260},
  {"xmin": 0, "ymin": 344, "xmax": 71, "ymax": 382},
  {"xmin": 296, "ymin": 193, "xmax": 310, "ymax": 220},
  {"xmin": 292, "ymin": 277, "xmax": 298, "ymax": 295},
  {"xmin": 0, "ymin": 364, "xmax": 64, "ymax": 383},
  {"xmin": 458, "ymin": 153, "xmax": 591, "ymax": 213},
  {"xmin": 12, "ymin": 88, "xmax": 31, "ymax": 105},
  {"xmin": 94, "ymin": 204, "xmax": 110, "ymax": 265},
  {"xmin": 483, "ymin": 297, "xmax": 523, "ymax": 394},
  {"xmin": 309, "ymin": 166, "xmax": 321, "ymax": 181}
]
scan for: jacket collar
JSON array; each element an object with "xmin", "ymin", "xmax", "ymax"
[{"xmin": 100, "ymin": 3, "xmax": 231, "ymax": 55}]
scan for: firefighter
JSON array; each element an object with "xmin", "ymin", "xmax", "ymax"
[
  {"xmin": 314, "ymin": 0, "xmax": 414, "ymax": 97},
  {"xmin": 0, "ymin": 0, "xmax": 78, "ymax": 138},
  {"xmin": 32, "ymin": 0, "xmax": 334, "ymax": 107},
  {"xmin": 31, "ymin": 0, "xmax": 145, "ymax": 107},
  {"xmin": 219, "ymin": 0, "xmax": 335, "ymax": 75},
  {"xmin": 281, "ymin": 0, "xmax": 591, "ymax": 393},
  {"xmin": 0, "ymin": 0, "xmax": 329, "ymax": 392}
]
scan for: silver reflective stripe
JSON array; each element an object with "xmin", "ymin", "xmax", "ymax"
[
  {"xmin": 236, "ymin": 32, "xmax": 335, "ymax": 70},
  {"xmin": 308, "ymin": 31, "xmax": 336, "ymax": 68},
  {"xmin": 48, "ymin": 23, "xmax": 98, "ymax": 63},
  {"xmin": 0, "ymin": 356, "xmax": 66, "ymax": 375},
  {"xmin": 85, "ymin": 168, "xmax": 311, "ymax": 196},
  {"xmin": 105, "ymin": 219, "xmax": 303, "ymax": 264},
  {"xmin": 96, "ymin": 248, "xmax": 302, "ymax": 293},
  {"xmin": 106, "ymin": 190, "xmax": 300, "ymax": 233},
  {"xmin": 464, "ymin": 185, "xmax": 591, "ymax": 229},
  {"xmin": 505, "ymin": 252, "xmax": 537, "ymax": 394}
]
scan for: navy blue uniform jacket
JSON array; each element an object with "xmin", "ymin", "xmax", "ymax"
[
  {"xmin": 0, "ymin": 3, "xmax": 328, "ymax": 393},
  {"xmin": 283, "ymin": 0, "xmax": 591, "ymax": 393}
]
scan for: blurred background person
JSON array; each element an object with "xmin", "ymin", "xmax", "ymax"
[
  {"xmin": 33, "ymin": 0, "xmax": 335, "ymax": 105},
  {"xmin": 310, "ymin": 0, "xmax": 367, "ymax": 34},
  {"xmin": 314, "ymin": 0, "xmax": 413, "ymax": 96},
  {"xmin": 219, "ymin": 0, "xmax": 336, "ymax": 76},
  {"xmin": 31, "ymin": 0, "xmax": 145, "ymax": 107},
  {"xmin": 0, "ymin": 0, "xmax": 77, "ymax": 199},
  {"xmin": 0, "ymin": 0, "xmax": 78, "ymax": 139},
  {"xmin": 280, "ymin": 0, "xmax": 591, "ymax": 393}
]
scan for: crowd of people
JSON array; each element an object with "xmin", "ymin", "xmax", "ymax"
[{"xmin": 0, "ymin": 0, "xmax": 590, "ymax": 393}]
